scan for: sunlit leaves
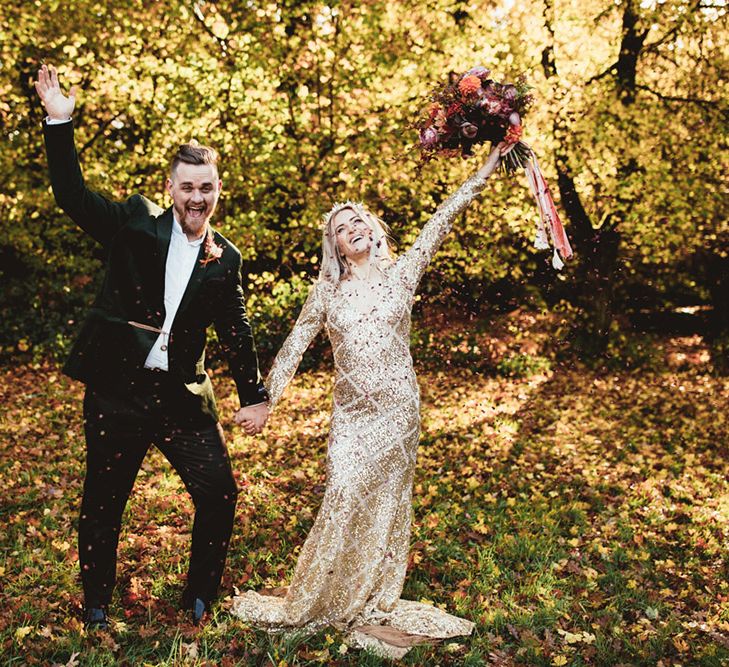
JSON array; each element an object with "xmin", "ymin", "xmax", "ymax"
[{"xmin": 3, "ymin": 0, "xmax": 726, "ymax": 357}]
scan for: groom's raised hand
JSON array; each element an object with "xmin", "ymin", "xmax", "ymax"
[
  {"xmin": 234, "ymin": 403, "xmax": 269, "ymax": 435},
  {"xmin": 35, "ymin": 64, "xmax": 77, "ymax": 120}
]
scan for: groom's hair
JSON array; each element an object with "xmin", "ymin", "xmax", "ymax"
[{"xmin": 170, "ymin": 140, "xmax": 219, "ymax": 177}]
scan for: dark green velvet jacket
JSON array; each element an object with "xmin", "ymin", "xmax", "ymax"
[{"xmin": 43, "ymin": 120, "xmax": 268, "ymax": 420}]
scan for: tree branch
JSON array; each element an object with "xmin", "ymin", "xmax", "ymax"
[
  {"xmin": 615, "ymin": 0, "xmax": 649, "ymax": 103},
  {"xmin": 585, "ymin": 65, "xmax": 616, "ymax": 86},
  {"xmin": 635, "ymin": 84, "xmax": 729, "ymax": 119},
  {"xmin": 542, "ymin": 0, "xmax": 598, "ymax": 244},
  {"xmin": 192, "ymin": 2, "xmax": 234, "ymax": 64},
  {"xmin": 79, "ymin": 115, "xmax": 122, "ymax": 156},
  {"xmin": 642, "ymin": 0, "xmax": 702, "ymax": 52}
]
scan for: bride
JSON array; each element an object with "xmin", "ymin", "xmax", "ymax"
[{"xmin": 233, "ymin": 143, "xmax": 507, "ymax": 658}]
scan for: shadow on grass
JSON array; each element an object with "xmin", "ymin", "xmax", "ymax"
[{"xmin": 412, "ymin": 357, "xmax": 729, "ymax": 666}]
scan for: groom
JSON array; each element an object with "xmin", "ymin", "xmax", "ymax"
[{"xmin": 34, "ymin": 64, "xmax": 269, "ymax": 628}]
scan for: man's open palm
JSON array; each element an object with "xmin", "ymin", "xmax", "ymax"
[{"xmin": 35, "ymin": 64, "xmax": 77, "ymax": 120}]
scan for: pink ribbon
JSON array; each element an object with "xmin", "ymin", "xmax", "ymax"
[{"xmin": 523, "ymin": 151, "xmax": 573, "ymax": 269}]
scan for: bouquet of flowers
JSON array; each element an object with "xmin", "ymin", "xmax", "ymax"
[{"xmin": 417, "ymin": 66, "xmax": 573, "ymax": 268}]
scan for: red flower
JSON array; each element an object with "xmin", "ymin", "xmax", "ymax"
[{"xmin": 446, "ymin": 101, "xmax": 464, "ymax": 117}]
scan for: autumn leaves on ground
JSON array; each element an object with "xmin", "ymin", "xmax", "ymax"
[{"xmin": 2, "ymin": 311, "xmax": 727, "ymax": 667}]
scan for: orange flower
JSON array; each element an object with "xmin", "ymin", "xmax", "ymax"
[
  {"xmin": 458, "ymin": 75, "xmax": 481, "ymax": 97},
  {"xmin": 504, "ymin": 124, "xmax": 523, "ymax": 144},
  {"xmin": 428, "ymin": 102, "xmax": 442, "ymax": 117}
]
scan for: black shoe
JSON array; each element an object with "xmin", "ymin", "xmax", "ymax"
[
  {"xmin": 84, "ymin": 607, "xmax": 109, "ymax": 630},
  {"xmin": 189, "ymin": 597, "xmax": 207, "ymax": 626}
]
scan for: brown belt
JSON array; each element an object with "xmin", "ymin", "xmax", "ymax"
[
  {"xmin": 129, "ymin": 321, "xmax": 170, "ymax": 352},
  {"xmin": 128, "ymin": 320, "xmax": 165, "ymax": 334}
]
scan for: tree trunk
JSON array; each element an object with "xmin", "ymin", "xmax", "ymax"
[
  {"xmin": 574, "ymin": 224, "xmax": 621, "ymax": 356},
  {"xmin": 556, "ymin": 158, "xmax": 622, "ymax": 354},
  {"xmin": 705, "ymin": 242, "xmax": 729, "ymax": 374},
  {"xmin": 541, "ymin": 0, "xmax": 647, "ymax": 358}
]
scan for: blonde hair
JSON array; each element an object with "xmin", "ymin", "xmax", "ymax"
[{"xmin": 319, "ymin": 201, "xmax": 394, "ymax": 284}]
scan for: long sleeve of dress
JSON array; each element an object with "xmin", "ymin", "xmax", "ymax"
[
  {"xmin": 398, "ymin": 170, "xmax": 491, "ymax": 291},
  {"xmin": 264, "ymin": 281, "xmax": 328, "ymax": 408}
]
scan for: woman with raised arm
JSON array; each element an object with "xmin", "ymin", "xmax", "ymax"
[{"xmin": 233, "ymin": 143, "xmax": 507, "ymax": 658}]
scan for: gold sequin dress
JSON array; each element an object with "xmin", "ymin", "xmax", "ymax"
[{"xmin": 232, "ymin": 172, "xmax": 489, "ymax": 658}]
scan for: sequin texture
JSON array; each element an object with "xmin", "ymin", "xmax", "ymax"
[{"xmin": 232, "ymin": 171, "xmax": 490, "ymax": 657}]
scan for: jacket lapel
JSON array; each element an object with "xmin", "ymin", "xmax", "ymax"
[
  {"xmin": 156, "ymin": 208, "xmax": 174, "ymax": 273},
  {"xmin": 150, "ymin": 209, "xmax": 174, "ymax": 323}
]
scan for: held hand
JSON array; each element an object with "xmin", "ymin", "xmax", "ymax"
[
  {"xmin": 477, "ymin": 142, "xmax": 511, "ymax": 180},
  {"xmin": 34, "ymin": 64, "xmax": 77, "ymax": 120},
  {"xmin": 234, "ymin": 403, "xmax": 269, "ymax": 435}
]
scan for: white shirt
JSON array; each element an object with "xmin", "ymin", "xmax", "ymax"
[{"xmin": 144, "ymin": 217, "xmax": 204, "ymax": 370}]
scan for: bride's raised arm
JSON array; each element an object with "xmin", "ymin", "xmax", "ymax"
[
  {"xmin": 398, "ymin": 143, "xmax": 504, "ymax": 291},
  {"xmin": 264, "ymin": 280, "xmax": 328, "ymax": 408}
]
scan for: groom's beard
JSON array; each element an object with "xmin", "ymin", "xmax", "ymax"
[{"xmin": 176, "ymin": 202, "xmax": 216, "ymax": 240}]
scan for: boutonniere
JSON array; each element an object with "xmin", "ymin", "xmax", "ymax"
[{"xmin": 200, "ymin": 229, "xmax": 224, "ymax": 266}]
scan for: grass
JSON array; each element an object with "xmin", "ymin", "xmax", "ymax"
[{"xmin": 1, "ymin": 333, "xmax": 728, "ymax": 665}]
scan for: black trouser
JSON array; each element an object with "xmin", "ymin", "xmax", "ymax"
[{"xmin": 79, "ymin": 370, "xmax": 237, "ymax": 609}]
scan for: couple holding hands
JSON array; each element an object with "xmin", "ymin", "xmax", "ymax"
[{"xmin": 35, "ymin": 62, "xmax": 508, "ymax": 658}]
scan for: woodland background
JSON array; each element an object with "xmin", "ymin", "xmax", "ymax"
[
  {"xmin": 1, "ymin": 0, "xmax": 727, "ymax": 366},
  {"xmin": 1, "ymin": 1, "xmax": 727, "ymax": 665}
]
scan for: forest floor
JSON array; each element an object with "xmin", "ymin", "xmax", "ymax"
[{"xmin": 2, "ymin": 312, "xmax": 728, "ymax": 666}]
